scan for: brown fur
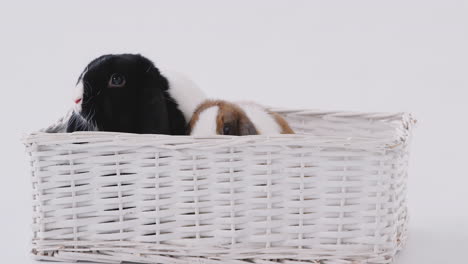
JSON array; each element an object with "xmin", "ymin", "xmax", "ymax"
[
  {"xmin": 188, "ymin": 100, "xmax": 258, "ymax": 135},
  {"xmin": 188, "ymin": 100, "xmax": 295, "ymax": 135}
]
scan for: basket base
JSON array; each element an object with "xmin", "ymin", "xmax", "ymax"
[{"xmin": 32, "ymin": 245, "xmax": 406, "ymax": 264}]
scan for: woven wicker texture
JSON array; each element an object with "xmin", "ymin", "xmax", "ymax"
[{"xmin": 24, "ymin": 110, "xmax": 415, "ymax": 264}]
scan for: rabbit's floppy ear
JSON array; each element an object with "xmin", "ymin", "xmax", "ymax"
[
  {"xmin": 136, "ymin": 66, "xmax": 171, "ymax": 134},
  {"xmin": 147, "ymin": 66, "xmax": 169, "ymax": 90},
  {"xmin": 218, "ymin": 104, "xmax": 258, "ymax": 136},
  {"xmin": 218, "ymin": 108, "xmax": 239, "ymax": 136},
  {"xmin": 138, "ymin": 66, "xmax": 186, "ymax": 135},
  {"xmin": 238, "ymin": 115, "xmax": 258, "ymax": 135}
]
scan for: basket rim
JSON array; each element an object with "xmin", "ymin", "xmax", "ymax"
[
  {"xmin": 22, "ymin": 132, "xmax": 409, "ymax": 151},
  {"xmin": 24, "ymin": 110, "xmax": 416, "ymax": 150}
]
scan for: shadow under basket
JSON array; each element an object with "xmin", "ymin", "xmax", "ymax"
[{"xmin": 24, "ymin": 109, "xmax": 415, "ymax": 264}]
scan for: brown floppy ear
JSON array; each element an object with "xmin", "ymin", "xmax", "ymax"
[
  {"xmin": 238, "ymin": 115, "xmax": 258, "ymax": 135},
  {"xmin": 217, "ymin": 104, "xmax": 258, "ymax": 136},
  {"xmin": 218, "ymin": 109, "xmax": 239, "ymax": 135}
]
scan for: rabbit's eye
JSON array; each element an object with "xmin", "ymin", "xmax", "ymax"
[
  {"xmin": 108, "ymin": 73, "xmax": 126, "ymax": 88},
  {"xmin": 222, "ymin": 123, "xmax": 237, "ymax": 135}
]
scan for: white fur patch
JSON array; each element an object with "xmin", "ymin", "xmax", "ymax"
[
  {"xmin": 238, "ymin": 102, "xmax": 282, "ymax": 135},
  {"xmin": 161, "ymin": 70, "xmax": 207, "ymax": 122},
  {"xmin": 190, "ymin": 106, "xmax": 219, "ymax": 136}
]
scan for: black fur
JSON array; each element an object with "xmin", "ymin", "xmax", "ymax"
[{"xmin": 67, "ymin": 54, "xmax": 186, "ymax": 135}]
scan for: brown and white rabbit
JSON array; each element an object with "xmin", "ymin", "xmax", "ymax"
[{"xmin": 188, "ymin": 100, "xmax": 294, "ymax": 136}]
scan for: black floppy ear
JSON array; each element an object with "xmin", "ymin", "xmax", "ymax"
[
  {"xmin": 150, "ymin": 67, "xmax": 186, "ymax": 135},
  {"xmin": 136, "ymin": 67, "xmax": 171, "ymax": 134},
  {"xmin": 137, "ymin": 66, "xmax": 186, "ymax": 135},
  {"xmin": 147, "ymin": 66, "xmax": 169, "ymax": 91}
]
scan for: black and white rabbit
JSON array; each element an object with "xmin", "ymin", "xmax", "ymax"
[
  {"xmin": 188, "ymin": 100, "xmax": 294, "ymax": 136},
  {"xmin": 63, "ymin": 54, "xmax": 206, "ymax": 134}
]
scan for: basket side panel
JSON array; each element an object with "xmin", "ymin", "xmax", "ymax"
[{"xmin": 27, "ymin": 135, "xmax": 409, "ymax": 264}]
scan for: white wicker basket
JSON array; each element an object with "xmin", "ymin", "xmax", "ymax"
[{"xmin": 24, "ymin": 109, "xmax": 415, "ymax": 264}]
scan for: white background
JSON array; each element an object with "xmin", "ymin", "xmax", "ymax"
[{"xmin": 0, "ymin": 0, "xmax": 467, "ymax": 263}]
